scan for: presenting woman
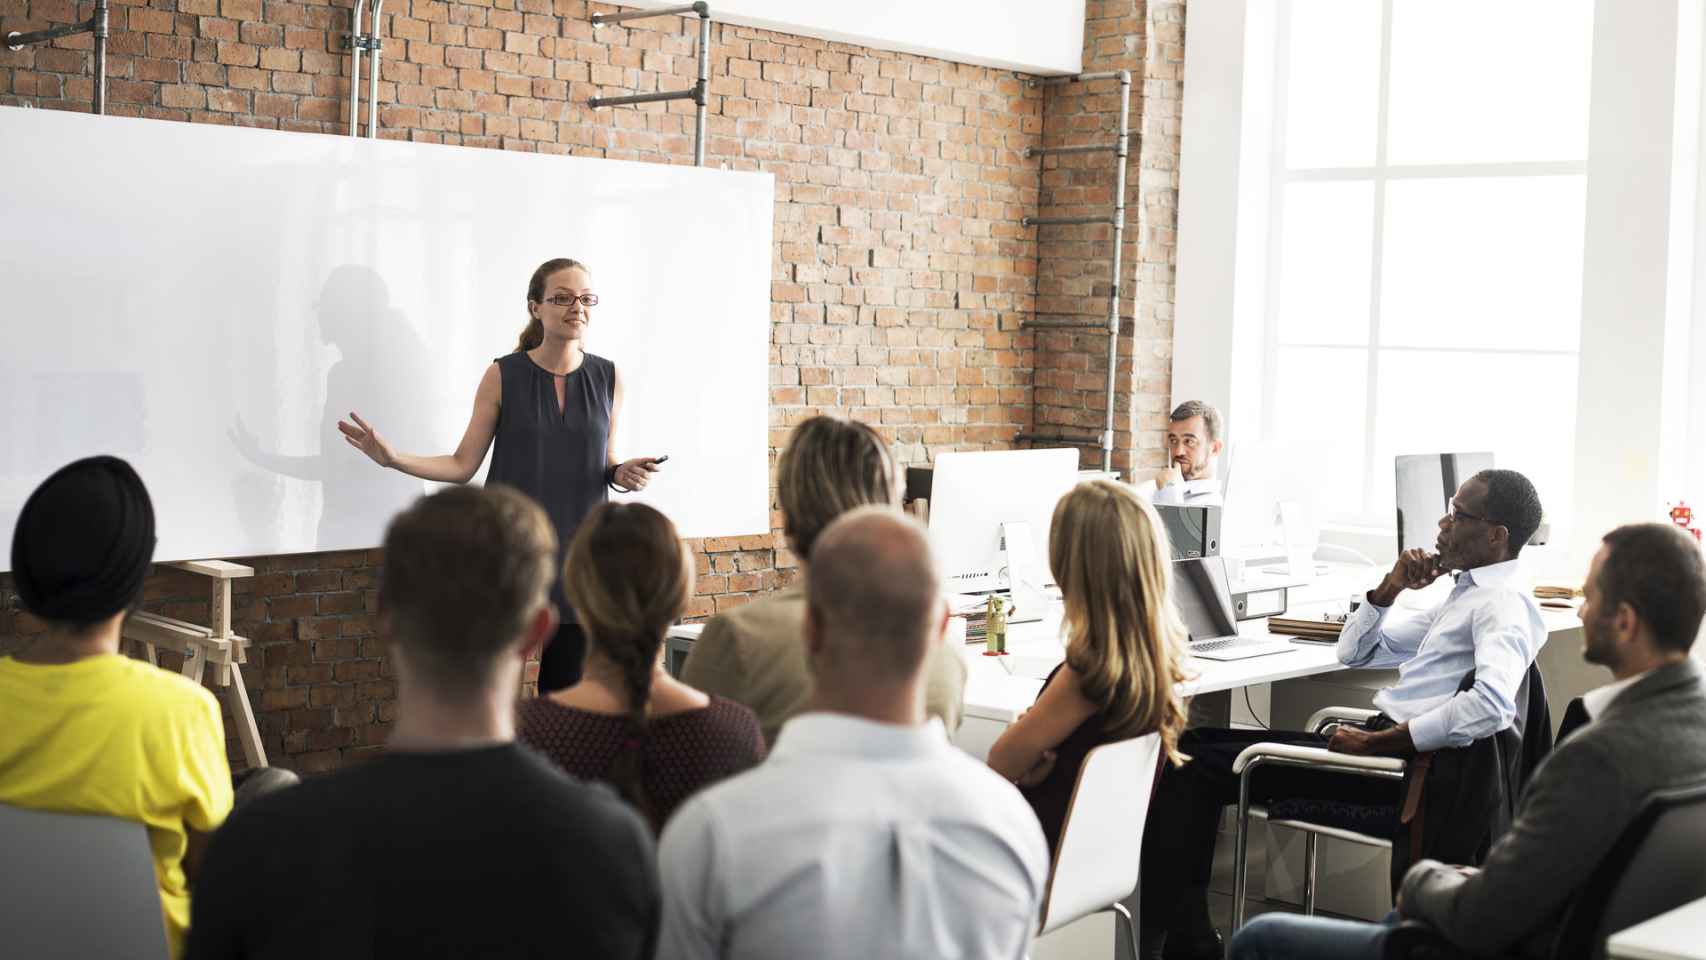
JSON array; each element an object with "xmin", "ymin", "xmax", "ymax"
[{"xmin": 338, "ymin": 257, "xmax": 663, "ymax": 691}]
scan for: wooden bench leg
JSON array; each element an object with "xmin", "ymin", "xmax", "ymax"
[{"xmin": 223, "ymin": 663, "xmax": 267, "ymax": 769}]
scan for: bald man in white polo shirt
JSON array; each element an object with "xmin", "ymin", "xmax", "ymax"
[{"xmin": 657, "ymin": 507, "xmax": 1049, "ymax": 960}]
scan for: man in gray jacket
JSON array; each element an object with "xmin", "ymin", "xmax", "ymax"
[{"xmin": 1230, "ymin": 522, "xmax": 1706, "ymax": 960}]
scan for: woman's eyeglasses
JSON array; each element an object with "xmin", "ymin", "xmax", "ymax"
[{"xmin": 542, "ymin": 293, "xmax": 598, "ymax": 308}]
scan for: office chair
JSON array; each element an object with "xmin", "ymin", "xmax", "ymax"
[
  {"xmin": 1383, "ymin": 779, "xmax": 1706, "ymax": 960},
  {"xmin": 1033, "ymin": 734, "xmax": 1164, "ymax": 958}
]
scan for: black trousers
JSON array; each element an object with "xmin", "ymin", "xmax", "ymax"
[
  {"xmin": 537, "ymin": 621, "xmax": 587, "ymax": 694},
  {"xmin": 1139, "ymin": 726, "xmax": 1404, "ymax": 932}
]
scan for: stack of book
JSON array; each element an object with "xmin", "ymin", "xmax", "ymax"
[
  {"xmin": 1534, "ymin": 585, "xmax": 1580, "ymax": 601},
  {"xmin": 1267, "ymin": 614, "xmax": 1345, "ymax": 642}
]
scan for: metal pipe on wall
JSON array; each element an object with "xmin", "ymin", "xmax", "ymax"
[
  {"xmin": 367, "ymin": 0, "xmax": 385, "ymax": 138},
  {"xmin": 6, "ymin": 0, "xmax": 111, "ymax": 115},
  {"xmin": 1099, "ymin": 70, "xmax": 1132, "ymax": 473},
  {"xmin": 347, "ymin": 0, "xmax": 366, "ymax": 137},
  {"xmin": 1015, "ymin": 69, "xmax": 1135, "ymax": 476},
  {"xmin": 588, "ymin": 2, "xmax": 712, "ymax": 167},
  {"xmin": 92, "ymin": 0, "xmax": 108, "ymax": 116},
  {"xmin": 693, "ymin": 12, "xmax": 710, "ymax": 166}
]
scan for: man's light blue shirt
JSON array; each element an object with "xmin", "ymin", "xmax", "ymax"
[{"xmin": 1335, "ymin": 558, "xmax": 1546, "ymax": 752}]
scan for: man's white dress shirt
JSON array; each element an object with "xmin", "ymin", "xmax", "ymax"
[
  {"xmin": 656, "ymin": 712, "xmax": 1050, "ymax": 960},
  {"xmin": 1580, "ymin": 669, "xmax": 1651, "ymax": 720},
  {"xmin": 1151, "ymin": 475, "xmax": 1223, "ymax": 507},
  {"xmin": 1336, "ymin": 559, "xmax": 1547, "ymax": 752}
]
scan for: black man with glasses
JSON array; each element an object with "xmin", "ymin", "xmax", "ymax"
[
  {"xmin": 336, "ymin": 258, "xmax": 666, "ymax": 693},
  {"xmin": 1138, "ymin": 469, "xmax": 1547, "ymax": 960}
]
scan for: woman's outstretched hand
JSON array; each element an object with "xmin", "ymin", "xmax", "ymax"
[{"xmin": 337, "ymin": 412, "xmax": 397, "ymax": 468}]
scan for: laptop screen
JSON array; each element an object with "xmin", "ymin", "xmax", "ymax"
[{"xmin": 1172, "ymin": 556, "xmax": 1239, "ymax": 642}]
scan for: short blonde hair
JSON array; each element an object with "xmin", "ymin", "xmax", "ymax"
[
  {"xmin": 1049, "ymin": 480, "xmax": 1190, "ymax": 766},
  {"xmin": 776, "ymin": 416, "xmax": 897, "ymax": 561}
]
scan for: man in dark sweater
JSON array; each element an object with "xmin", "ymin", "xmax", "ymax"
[
  {"xmin": 185, "ymin": 486, "xmax": 659, "ymax": 960},
  {"xmin": 1230, "ymin": 522, "xmax": 1706, "ymax": 960}
]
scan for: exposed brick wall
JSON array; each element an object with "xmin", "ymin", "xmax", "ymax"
[{"xmin": 0, "ymin": 0, "xmax": 1183, "ymax": 772}]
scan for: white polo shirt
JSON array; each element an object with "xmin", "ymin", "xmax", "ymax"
[{"xmin": 656, "ymin": 711, "xmax": 1050, "ymax": 960}]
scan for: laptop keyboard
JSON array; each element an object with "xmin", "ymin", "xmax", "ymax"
[{"xmin": 1190, "ymin": 637, "xmax": 1244, "ymax": 651}]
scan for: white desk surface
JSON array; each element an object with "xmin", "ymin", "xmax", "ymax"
[
  {"xmin": 956, "ymin": 606, "xmax": 1349, "ymax": 723},
  {"xmin": 666, "ymin": 562, "xmax": 1585, "ymax": 727},
  {"xmin": 955, "ymin": 563, "xmax": 1585, "ymax": 724},
  {"xmin": 1607, "ymin": 897, "xmax": 1706, "ymax": 960}
]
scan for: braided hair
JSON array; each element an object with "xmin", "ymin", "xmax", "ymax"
[{"xmin": 561, "ymin": 502, "xmax": 691, "ymax": 830}]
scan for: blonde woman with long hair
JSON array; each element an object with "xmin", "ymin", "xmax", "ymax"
[{"xmin": 986, "ymin": 479, "xmax": 1189, "ymax": 857}]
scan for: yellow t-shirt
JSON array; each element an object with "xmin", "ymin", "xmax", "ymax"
[{"xmin": 0, "ymin": 654, "xmax": 233, "ymax": 959}]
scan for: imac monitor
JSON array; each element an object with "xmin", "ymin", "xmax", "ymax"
[
  {"xmin": 1155, "ymin": 504, "xmax": 1221, "ymax": 559},
  {"xmin": 1171, "ymin": 556, "xmax": 1239, "ymax": 642},
  {"xmin": 1395, "ymin": 452, "xmax": 1494, "ymax": 552},
  {"xmin": 928, "ymin": 449, "xmax": 1080, "ymax": 594}
]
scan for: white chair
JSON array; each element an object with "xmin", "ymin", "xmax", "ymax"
[
  {"xmin": 1229, "ymin": 707, "xmax": 1407, "ymax": 929},
  {"xmin": 1034, "ymin": 733, "xmax": 1164, "ymax": 957},
  {"xmin": 0, "ymin": 803, "xmax": 169, "ymax": 960}
]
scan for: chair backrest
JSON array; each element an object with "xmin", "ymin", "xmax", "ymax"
[
  {"xmin": 0, "ymin": 803, "xmax": 169, "ymax": 960},
  {"xmin": 1554, "ymin": 780, "xmax": 1706, "ymax": 960},
  {"xmin": 1038, "ymin": 733, "xmax": 1163, "ymax": 935}
]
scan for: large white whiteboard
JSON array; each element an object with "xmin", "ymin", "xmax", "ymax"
[
  {"xmin": 616, "ymin": 0, "xmax": 1086, "ymax": 76},
  {"xmin": 0, "ymin": 106, "xmax": 772, "ymax": 569}
]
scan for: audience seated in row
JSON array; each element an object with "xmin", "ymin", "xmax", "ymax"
[
  {"xmin": 1232, "ymin": 521, "xmax": 1706, "ymax": 959},
  {"xmin": 8, "ymin": 437, "xmax": 1706, "ymax": 960},
  {"xmin": 184, "ymin": 486, "xmax": 659, "ymax": 959},
  {"xmin": 682, "ymin": 415, "xmax": 967, "ymax": 744},
  {"xmin": 517, "ymin": 502, "xmax": 766, "ymax": 832},
  {"xmin": 1141, "ymin": 469, "xmax": 1549, "ymax": 959},
  {"xmin": 657, "ymin": 506, "xmax": 1050, "ymax": 959},
  {"xmin": 986, "ymin": 479, "xmax": 1189, "ymax": 856}
]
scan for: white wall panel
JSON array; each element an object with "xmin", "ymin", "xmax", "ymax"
[
  {"xmin": 612, "ymin": 0, "xmax": 1085, "ymax": 75},
  {"xmin": 0, "ymin": 106, "xmax": 773, "ymax": 567}
]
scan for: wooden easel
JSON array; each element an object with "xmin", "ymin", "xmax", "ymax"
[{"xmin": 121, "ymin": 560, "xmax": 267, "ymax": 768}]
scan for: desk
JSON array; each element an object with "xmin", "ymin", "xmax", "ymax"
[
  {"xmin": 1608, "ymin": 897, "xmax": 1706, "ymax": 960},
  {"xmin": 958, "ymin": 607, "xmax": 1348, "ymax": 725},
  {"xmin": 952, "ymin": 604, "xmax": 1348, "ymax": 760}
]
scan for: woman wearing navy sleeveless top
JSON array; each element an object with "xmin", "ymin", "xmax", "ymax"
[{"xmin": 337, "ymin": 258, "xmax": 664, "ymax": 691}]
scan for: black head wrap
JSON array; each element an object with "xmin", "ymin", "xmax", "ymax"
[{"xmin": 10, "ymin": 456, "xmax": 156, "ymax": 624}]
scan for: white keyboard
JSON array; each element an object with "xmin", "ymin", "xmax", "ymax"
[{"xmin": 1188, "ymin": 636, "xmax": 1295, "ymax": 661}]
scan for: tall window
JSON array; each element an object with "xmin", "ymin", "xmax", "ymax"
[{"xmin": 1257, "ymin": 0, "xmax": 1593, "ymax": 529}]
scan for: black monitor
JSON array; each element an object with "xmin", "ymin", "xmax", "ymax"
[
  {"xmin": 1394, "ymin": 453, "xmax": 1494, "ymax": 552},
  {"xmin": 1155, "ymin": 504, "xmax": 1221, "ymax": 560},
  {"xmin": 1171, "ymin": 556, "xmax": 1239, "ymax": 642}
]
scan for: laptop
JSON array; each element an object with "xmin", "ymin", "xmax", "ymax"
[{"xmin": 1174, "ymin": 556, "xmax": 1294, "ymax": 662}]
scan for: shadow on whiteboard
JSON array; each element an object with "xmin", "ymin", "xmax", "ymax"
[{"xmin": 230, "ymin": 265, "xmax": 430, "ymax": 553}]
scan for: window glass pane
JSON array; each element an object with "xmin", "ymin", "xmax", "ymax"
[
  {"xmin": 1278, "ymin": 182, "xmax": 1375, "ymax": 346},
  {"xmin": 1273, "ymin": 346, "xmax": 1369, "ymax": 517},
  {"xmin": 1369, "ymin": 350, "xmax": 1578, "ymax": 538},
  {"xmin": 1380, "ymin": 176, "xmax": 1586, "ymax": 351},
  {"xmin": 1387, "ymin": 0, "xmax": 1593, "ymax": 165},
  {"xmin": 1283, "ymin": 0, "xmax": 1382, "ymax": 169}
]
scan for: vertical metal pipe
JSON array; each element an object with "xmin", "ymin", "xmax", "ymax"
[
  {"xmin": 692, "ymin": 13, "xmax": 710, "ymax": 166},
  {"xmin": 348, "ymin": 0, "xmax": 365, "ymax": 137},
  {"xmin": 1302, "ymin": 832, "xmax": 1320, "ymax": 915},
  {"xmin": 366, "ymin": 0, "xmax": 384, "ymax": 138},
  {"xmin": 1101, "ymin": 70, "xmax": 1131, "ymax": 475},
  {"xmin": 91, "ymin": 0, "xmax": 108, "ymax": 114},
  {"xmin": 1232, "ymin": 761, "xmax": 1255, "ymax": 931}
]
